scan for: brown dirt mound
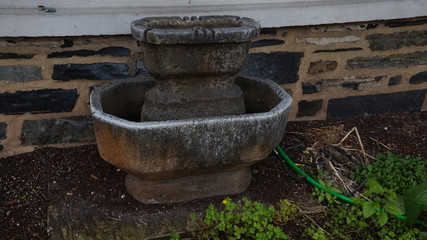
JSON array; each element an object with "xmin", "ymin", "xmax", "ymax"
[{"xmin": 1, "ymin": 111, "xmax": 426, "ymax": 240}]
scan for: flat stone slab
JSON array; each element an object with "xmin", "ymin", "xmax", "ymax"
[
  {"xmin": 47, "ymin": 182, "xmax": 203, "ymax": 240},
  {"xmin": 46, "ymin": 156, "xmax": 321, "ymax": 240}
]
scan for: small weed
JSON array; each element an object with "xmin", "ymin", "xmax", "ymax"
[
  {"xmin": 356, "ymin": 179, "xmax": 403, "ymax": 226},
  {"xmin": 377, "ymin": 217, "xmax": 422, "ymax": 240},
  {"xmin": 321, "ymin": 204, "xmax": 369, "ymax": 239},
  {"xmin": 305, "ymin": 225, "xmax": 329, "ymax": 240},
  {"xmin": 169, "ymin": 232, "xmax": 180, "ymax": 240},
  {"xmin": 308, "ymin": 153, "xmax": 426, "ymax": 239},
  {"xmin": 204, "ymin": 198, "xmax": 288, "ymax": 240},
  {"xmin": 312, "ymin": 179, "xmax": 341, "ymax": 204},
  {"xmin": 169, "ymin": 154, "xmax": 426, "ymax": 240},
  {"xmin": 355, "ymin": 153, "xmax": 426, "ymax": 194},
  {"xmin": 274, "ymin": 199, "xmax": 299, "ymax": 225},
  {"xmin": 200, "ymin": 197, "xmax": 288, "ymax": 240},
  {"xmin": 403, "ymin": 181, "xmax": 427, "ymax": 226}
]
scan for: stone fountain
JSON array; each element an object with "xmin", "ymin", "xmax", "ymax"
[{"xmin": 90, "ymin": 16, "xmax": 292, "ymax": 204}]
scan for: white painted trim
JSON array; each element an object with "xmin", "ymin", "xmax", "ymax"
[
  {"xmin": 0, "ymin": 0, "xmax": 426, "ymax": 37},
  {"xmin": 0, "ymin": 0, "xmax": 365, "ymax": 9}
]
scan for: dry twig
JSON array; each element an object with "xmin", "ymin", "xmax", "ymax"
[
  {"xmin": 296, "ymin": 205, "xmax": 330, "ymax": 235},
  {"xmin": 368, "ymin": 137, "xmax": 391, "ymax": 150},
  {"xmin": 327, "ymin": 161, "xmax": 353, "ymax": 194},
  {"xmin": 336, "ymin": 127, "xmax": 368, "ymax": 164},
  {"xmin": 353, "ymin": 127, "xmax": 368, "ymax": 163}
]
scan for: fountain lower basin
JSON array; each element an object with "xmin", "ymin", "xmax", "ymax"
[{"xmin": 90, "ymin": 75, "xmax": 292, "ymax": 204}]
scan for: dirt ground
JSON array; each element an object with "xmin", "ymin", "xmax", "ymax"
[{"xmin": 1, "ymin": 111, "xmax": 426, "ymax": 240}]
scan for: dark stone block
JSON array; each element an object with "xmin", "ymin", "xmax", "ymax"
[
  {"xmin": 260, "ymin": 29, "xmax": 277, "ymax": 36},
  {"xmin": 48, "ymin": 50, "xmax": 93, "ymax": 58},
  {"xmin": 302, "ymin": 81, "xmax": 322, "ymax": 94},
  {"xmin": 388, "ymin": 75, "xmax": 402, "ymax": 86},
  {"xmin": 306, "ymin": 24, "xmax": 377, "ymax": 32},
  {"xmin": 346, "ymin": 51, "xmax": 427, "ymax": 69},
  {"xmin": 20, "ymin": 116, "xmax": 95, "ymax": 145},
  {"xmin": 409, "ymin": 71, "xmax": 427, "ymax": 85},
  {"xmin": 0, "ymin": 122, "xmax": 6, "ymax": 140},
  {"xmin": 366, "ymin": 31, "xmax": 427, "ymax": 51},
  {"xmin": 296, "ymin": 99, "xmax": 323, "ymax": 118},
  {"xmin": 0, "ymin": 144, "xmax": 3, "ymax": 151},
  {"xmin": 136, "ymin": 60, "xmax": 149, "ymax": 76},
  {"xmin": 303, "ymin": 76, "xmax": 384, "ymax": 94},
  {"xmin": 327, "ymin": 90, "xmax": 427, "ymax": 119},
  {"xmin": 250, "ymin": 39, "xmax": 284, "ymax": 48},
  {"xmin": 0, "ymin": 65, "xmax": 42, "ymax": 81},
  {"xmin": 366, "ymin": 24, "xmax": 378, "ymax": 29},
  {"xmin": 374, "ymin": 76, "xmax": 383, "ymax": 82},
  {"xmin": 241, "ymin": 52, "xmax": 304, "ymax": 84},
  {"xmin": 308, "ymin": 60, "xmax": 337, "ymax": 74},
  {"xmin": 0, "ymin": 53, "xmax": 35, "ymax": 59},
  {"xmin": 61, "ymin": 39, "xmax": 74, "ymax": 48},
  {"xmin": 97, "ymin": 47, "xmax": 130, "ymax": 56},
  {"xmin": 0, "ymin": 89, "xmax": 78, "ymax": 115},
  {"xmin": 385, "ymin": 19, "xmax": 427, "ymax": 28},
  {"xmin": 52, "ymin": 63, "xmax": 130, "ymax": 80},
  {"xmin": 48, "ymin": 47, "xmax": 130, "ymax": 58},
  {"xmin": 341, "ymin": 82, "xmax": 360, "ymax": 90},
  {"xmin": 313, "ymin": 48, "xmax": 363, "ymax": 53}
]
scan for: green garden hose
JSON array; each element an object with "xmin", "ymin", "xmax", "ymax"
[{"xmin": 274, "ymin": 146, "xmax": 427, "ymax": 227}]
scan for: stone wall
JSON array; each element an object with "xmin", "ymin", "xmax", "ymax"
[{"xmin": 0, "ymin": 17, "xmax": 426, "ymax": 156}]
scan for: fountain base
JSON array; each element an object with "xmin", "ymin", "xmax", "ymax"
[{"xmin": 125, "ymin": 168, "xmax": 251, "ymax": 204}]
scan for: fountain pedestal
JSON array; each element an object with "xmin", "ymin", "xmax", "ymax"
[
  {"xmin": 132, "ymin": 16, "xmax": 258, "ymax": 121},
  {"xmin": 142, "ymin": 74, "xmax": 245, "ymax": 121}
]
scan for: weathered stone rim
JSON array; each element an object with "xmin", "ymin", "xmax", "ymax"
[
  {"xmin": 90, "ymin": 75, "xmax": 292, "ymax": 130},
  {"xmin": 131, "ymin": 15, "xmax": 260, "ymax": 44}
]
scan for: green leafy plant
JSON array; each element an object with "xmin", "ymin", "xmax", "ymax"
[
  {"xmin": 403, "ymin": 181, "xmax": 427, "ymax": 226},
  {"xmin": 308, "ymin": 201, "xmax": 423, "ymax": 240},
  {"xmin": 304, "ymin": 153, "xmax": 426, "ymax": 240},
  {"xmin": 357, "ymin": 179, "xmax": 404, "ymax": 226},
  {"xmin": 274, "ymin": 199, "xmax": 299, "ymax": 225},
  {"xmin": 305, "ymin": 225, "xmax": 329, "ymax": 240},
  {"xmin": 312, "ymin": 179, "xmax": 342, "ymax": 204},
  {"xmin": 321, "ymin": 204, "xmax": 370, "ymax": 239},
  {"xmin": 201, "ymin": 197, "xmax": 288, "ymax": 240},
  {"xmin": 376, "ymin": 217, "xmax": 422, "ymax": 240},
  {"xmin": 169, "ymin": 232, "xmax": 180, "ymax": 240},
  {"xmin": 355, "ymin": 153, "xmax": 426, "ymax": 194},
  {"xmin": 353, "ymin": 153, "xmax": 426, "ymax": 237}
]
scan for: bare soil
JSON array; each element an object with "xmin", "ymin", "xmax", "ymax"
[{"xmin": 1, "ymin": 111, "xmax": 426, "ymax": 240}]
